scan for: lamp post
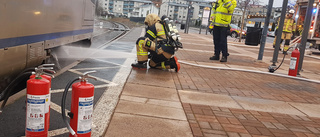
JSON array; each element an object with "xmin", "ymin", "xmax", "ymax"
[{"xmin": 167, "ymin": 0, "xmax": 170, "ymax": 16}]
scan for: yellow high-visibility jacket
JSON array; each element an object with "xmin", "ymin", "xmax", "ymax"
[
  {"xmin": 276, "ymin": 16, "xmax": 296, "ymax": 33},
  {"xmin": 213, "ymin": 0, "xmax": 237, "ymax": 27}
]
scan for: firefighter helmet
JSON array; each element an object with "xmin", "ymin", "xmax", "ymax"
[{"xmin": 289, "ymin": 9, "xmax": 295, "ymax": 14}]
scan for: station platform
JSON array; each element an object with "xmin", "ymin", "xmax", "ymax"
[{"xmin": 103, "ymin": 27, "xmax": 320, "ymax": 137}]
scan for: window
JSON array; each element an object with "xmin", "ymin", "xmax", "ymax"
[{"xmin": 170, "ymin": 10, "xmax": 172, "ymax": 12}]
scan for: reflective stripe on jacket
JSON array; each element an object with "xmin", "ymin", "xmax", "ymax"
[
  {"xmin": 276, "ymin": 17, "xmax": 296, "ymax": 33},
  {"xmin": 213, "ymin": 0, "xmax": 237, "ymax": 27},
  {"xmin": 145, "ymin": 22, "xmax": 166, "ymax": 41}
]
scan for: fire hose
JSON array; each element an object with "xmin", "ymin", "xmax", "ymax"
[{"xmin": 268, "ymin": 36, "xmax": 301, "ymax": 73}]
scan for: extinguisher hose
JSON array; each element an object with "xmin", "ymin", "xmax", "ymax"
[
  {"xmin": 273, "ymin": 54, "xmax": 287, "ymax": 72},
  {"xmin": 61, "ymin": 78, "xmax": 79, "ymax": 136},
  {"xmin": 0, "ymin": 68, "xmax": 35, "ymax": 101},
  {"xmin": 0, "ymin": 71, "xmax": 33, "ymax": 113},
  {"xmin": 272, "ymin": 46, "xmax": 296, "ymax": 72}
]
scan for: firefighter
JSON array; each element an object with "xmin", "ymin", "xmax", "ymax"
[
  {"xmin": 209, "ymin": 0, "xmax": 237, "ymax": 62},
  {"xmin": 131, "ymin": 14, "xmax": 180, "ymax": 72},
  {"xmin": 273, "ymin": 9, "xmax": 296, "ymax": 53}
]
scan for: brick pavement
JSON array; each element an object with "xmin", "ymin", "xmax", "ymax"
[
  {"xmin": 172, "ymin": 31, "xmax": 320, "ymax": 137},
  {"xmin": 172, "ymin": 65, "xmax": 320, "ymax": 104},
  {"xmin": 179, "ymin": 32, "xmax": 320, "ymax": 77},
  {"xmin": 183, "ymin": 103, "xmax": 320, "ymax": 137},
  {"xmin": 105, "ymin": 28, "xmax": 320, "ymax": 137}
]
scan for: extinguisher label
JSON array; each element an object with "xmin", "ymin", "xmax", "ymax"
[
  {"xmin": 289, "ymin": 57, "xmax": 297, "ymax": 70},
  {"xmin": 77, "ymin": 97, "xmax": 94, "ymax": 134},
  {"xmin": 26, "ymin": 94, "xmax": 46, "ymax": 132}
]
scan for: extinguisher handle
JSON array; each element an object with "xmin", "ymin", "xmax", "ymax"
[
  {"xmin": 83, "ymin": 70, "xmax": 96, "ymax": 76},
  {"xmin": 43, "ymin": 69, "xmax": 56, "ymax": 74},
  {"xmin": 39, "ymin": 67, "xmax": 54, "ymax": 71},
  {"xmin": 80, "ymin": 71, "xmax": 97, "ymax": 81},
  {"xmin": 42, "ymin": 72, "xmax": 55, "ymax": 78},
  {"xmin": 38, "ymin": 64, "xmax": 55, "ymax": 68}
]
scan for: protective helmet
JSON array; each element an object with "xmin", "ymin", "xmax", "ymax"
[
  {"xmin": 289, "ymin": 9, "xmax": 295, "ymax": 14},
  {"xmin": 144, "ymin": 14, "xmax": 160, "ymax": 27}
]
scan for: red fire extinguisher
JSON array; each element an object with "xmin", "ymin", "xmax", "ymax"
[
  {"xmin": 62, "ymin": 71, "xmax": 96, "ymax": 137},
  {"xmin": 25, "ymin": 64, "xmax": 55, "ymax": 137},
  {"xmin": 288, "ymin": 48, "xmax": 300, "ymax": 76}
]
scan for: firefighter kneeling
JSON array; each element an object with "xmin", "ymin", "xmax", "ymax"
[{"xmin": 131, "ymin": 14, "xmax": 180, "ymax": 72}]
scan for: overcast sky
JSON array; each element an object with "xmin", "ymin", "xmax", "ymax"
[{"xmin": 260, "ymin": 0, "xmax": 284, "ymax": 7}]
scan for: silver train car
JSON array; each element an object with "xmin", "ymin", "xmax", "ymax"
[{"xmin": 0, "ymin": 0, "xmax": 95, "ymax": 92}]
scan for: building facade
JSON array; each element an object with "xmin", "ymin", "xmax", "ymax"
[
  {"xmin": 129, "ymin": 4, "xmax": 159, "ymax": 17},
  {"xmin": 102, "ymin": 0, "xmax": 283, "ymax": 29},
  {"xmin": 103, "ymin": 0, "xmax": 153, "ymax": 16}
]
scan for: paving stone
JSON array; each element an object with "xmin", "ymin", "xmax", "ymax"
[
  {"xmin": 122, "ymin": 83, "xmax": 180, "ymax": 102},
  {"xmin": 105, "ymin": 113, "xmax": 192, "ymax": 137},
  {"xmin": 115, "ymin": 100, "xmax": 187, "ymax": 120},
  {"xmin": 289, "ymin": 102, "xmax": 320, "ymax": 118},
  {"xmin": 178, "ymin": 90, "xmax": 242, "ymax": 109},
  {"xmin": 232, "ymin": 96, "xmax": 306, "ymax": 116},
  {"xmin": 127, "ymin": 69, "xmax": 176, "ymax": 88}
]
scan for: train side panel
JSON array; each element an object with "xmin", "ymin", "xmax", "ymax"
[{"xmin": 0, "ymin": 0, "xmax": 95, "ymax": 91}]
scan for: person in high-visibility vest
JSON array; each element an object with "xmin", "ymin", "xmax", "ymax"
[
  {"xmin": 273, "ymin": 9, "xmax": 296, "ymax": 53},
  {"xmin": 209, "ymin": 0, "xmax": 237, "ymax": 62}
]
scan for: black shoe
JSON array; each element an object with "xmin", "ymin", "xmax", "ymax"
[
  {"xmin": 131, "ymin": 62, "xmax": 147, "ymax": 69},
  {"xmin": 220, "ymin": 56, "xmax": 227, "ymax": 62},
  {"xmin": 209, "ymin": 55, "xmax": 220, "ymax": 60}
]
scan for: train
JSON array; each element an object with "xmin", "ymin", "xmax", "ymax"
[{"xmin": 0, "ymin": 0, "xmax": 95, "ymax": 97}]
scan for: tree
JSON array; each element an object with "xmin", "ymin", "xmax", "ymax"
[{"xmin": 236, "ymin": 0, "xmax": 261, "ymax": 42}]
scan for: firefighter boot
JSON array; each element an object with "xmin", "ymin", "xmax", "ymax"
[
  {"xmin": 209, "ymin": 55, "xmax": 220, "ymax": 60},
  {"xmin": 170, "ymin": 56, "xmax": 180, "ymax": 72},
  {"xmin": 220, "ymin": 56, "xmax": 227, "ymax": 62},
  {"xmin": 131, "ymin": 61, "xmax": 147, "ymax": 70},
  {"xmin": 283, "ymin": 45, "xmax": 289, "ymax": 55}
]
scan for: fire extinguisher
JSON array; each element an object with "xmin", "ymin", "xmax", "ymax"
[
  {"xmin": 25, "ymin": 64, "xmax": 55, "ymax": 137},
  {"xmin": 288, "ymin": 47, "xmax": 300, "ymax": 76},
  {"xmin": 61, "ymin": 71, "xmax": 96, "ymax": 137}
]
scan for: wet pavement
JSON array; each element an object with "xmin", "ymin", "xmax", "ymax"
[{"xmin": 0, "ymin": 22, "xmax": 137, "ymax": 137}]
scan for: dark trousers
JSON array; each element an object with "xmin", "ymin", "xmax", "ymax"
[{"xmin": 213, "ymin": 25, "xmax": 229, "ymax": 57}]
